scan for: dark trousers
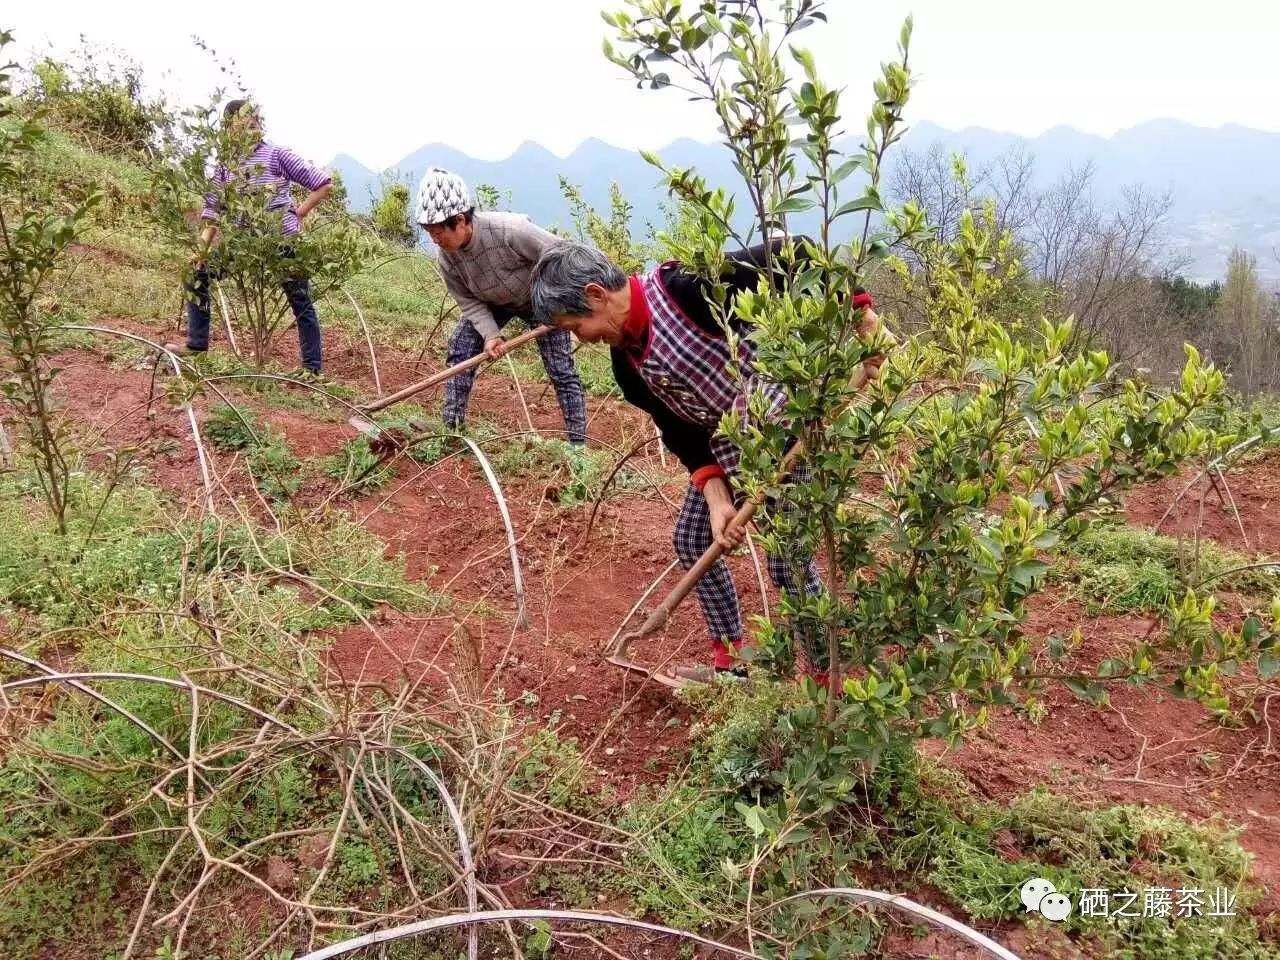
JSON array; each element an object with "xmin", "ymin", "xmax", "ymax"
[
  {"xmin": 183, "ymin": 254, "xmax": 322, "ymax": 372},
  {"xmin": 441, "ymin": 309, "xmax": 588, "ymax": 444},
  {"xmin": 672, "ymin": 472, "xmax": 822, "ymax": 668}
]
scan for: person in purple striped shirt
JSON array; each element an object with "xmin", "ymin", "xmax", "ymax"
[{"xmin": 166, "ymin": 99, "xmax": 333, "ymax": 373}]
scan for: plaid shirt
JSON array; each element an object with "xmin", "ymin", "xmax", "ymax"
[
  {"xmin": 437, "ymin": 212, "xmax": 559, "ymax": 341},
  {"xmin": 631, "ymin": 265, "xmax": 788, "ymax": 474}
]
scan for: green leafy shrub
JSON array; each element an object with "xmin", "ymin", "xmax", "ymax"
[
  {"xmin": 635, "ymin": 688, "xmax": 1274, "ymax": 959},
  {"xmin": 26, "ymin": 42, "xmax": 166, "ymax": 156},
  {"xmin": 401, "ymin": 423, "xmax": 467, "ymax": 464},
  {"xmin": 245, "ymin": 428, "xmax": 302, "ymax": 502},
  {"xmin": 510, "ymin": 727, "xmax": 593, "ymax": 814},
  {"xmin": 559, "ymin": 176, "xmax": 649, "ymax": 273},
  {"xmin": 1, "ymin": 31, "xmax": 100, "ymax": 534},
  {"xmin": 150, "ymin": 93, "xmax": 377, "ymax": 370},
  {"xmin": 323, "ymin": 435, "xmax": 392, "ymax": 492},
  {"xmin": 680, "ymin": 674, "xmax": 812, "ymax": 790},
  {"xmin": 203, "ymin": 403, "xmax": 259, "ymax": 451},
  {"xmin": 600, "ymin": 4, "xmax": 1265, "ymax": 824},
  {"xmin": 616, "ymin": 785, "xmax": 748, "ymax": 929},
  {"xmin": 573, "ymin": 342, "xmax": 624, "ymax": 398},
  {"xmin": 370, "ymin": 176, "xmax": 415, "ymax": 247}
]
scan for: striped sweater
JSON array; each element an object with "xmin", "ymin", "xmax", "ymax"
[{"xmin": 200, "ymin": 140, "xmax": 332, "ymax": 237}]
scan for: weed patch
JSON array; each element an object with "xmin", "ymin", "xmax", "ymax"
[
  {"xmin": 493, "ymin": 436, "xmax": 642, "ymax": 507},
  {"xmin": 323, "ymin": 435, "xmax": 393, "ymax": 493},
  {"xmin": 1063, "ymin": 525, "xmax": 1279, "ymax": 612}
]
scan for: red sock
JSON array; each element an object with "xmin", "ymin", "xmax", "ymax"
[
  {"xmin": 799, "ymin": 670, "xmax": 846, "ymax": 698},
  {"xmin": 712, "ymin": 638, "xmax": 747, "ymax": 671}
]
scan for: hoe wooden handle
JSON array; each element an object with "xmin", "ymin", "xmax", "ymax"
[
  {"xmin": 613, "ymin": 441, "xmax": 807, "ymax": 657},
  {"xmin": 360, "ymin": 325, "xmax": 554, "ymax": 414},
  {"xmin": 612, "ymin": 362, "xmax": 876, "ymax": 659}
]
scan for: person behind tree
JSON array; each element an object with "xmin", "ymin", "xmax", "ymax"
[
  {"xmin": 530, "ymin": 238, "xmax": 882, "ymax": 683},
  {"xmin": 166, "ymin": 99, "xmax": 334, "ymax": 374},
  {"xmin": 414, "ymin": 168, "xmax": 587, "ymax": 445}
]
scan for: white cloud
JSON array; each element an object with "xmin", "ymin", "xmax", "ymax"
[{"xmin": 9, "ymin": 0, "xmax": 1278, "ymax": 170}]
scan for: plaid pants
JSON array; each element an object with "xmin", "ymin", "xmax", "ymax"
[
  {"xmin": 441, "ymin": 311, "xmax": 587, "ymax": 444},
  {"xmin": 672, "ymin": 471, "xmax": 821, "ymax": 668}
]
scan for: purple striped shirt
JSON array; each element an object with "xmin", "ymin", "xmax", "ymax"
[{"xmin": 200, "ymin": 140, "xmax": 332, "ymax": 236}]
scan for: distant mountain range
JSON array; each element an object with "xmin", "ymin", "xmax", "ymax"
[{"xmin": 330, "ymin": 120, "xmax": 1280, "ymax": 283}]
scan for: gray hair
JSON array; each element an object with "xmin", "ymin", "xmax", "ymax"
[{"xmin": 531, "ymin": 242, "xmax": 627, "ymax": 324}]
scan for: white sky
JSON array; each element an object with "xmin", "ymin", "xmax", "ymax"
[{"xmin": 8, "ymin": 0, "xmax": 1278, "ymax": 170}]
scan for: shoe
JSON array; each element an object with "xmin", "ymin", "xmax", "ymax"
[
  {"xmin": 163, "ymin": 342, "xmax": 199, "ymax": 357},
  {"xmin": 669, "ymin": 663, "xmax": 748, "ymax": 683},
  {"xmin": 291, "ymin": 368, "xmax": 325, "ymax": 383}
]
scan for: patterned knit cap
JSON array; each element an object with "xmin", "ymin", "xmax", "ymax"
[{"xmin": 415, "ymin": 167, "xmax": 473, "ymax": 226}]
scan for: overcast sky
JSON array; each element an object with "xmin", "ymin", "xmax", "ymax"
[{"xmin": 9, "ymin": 0, "xmax": 1277, "ymax": 170}]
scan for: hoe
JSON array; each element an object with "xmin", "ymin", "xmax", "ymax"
[
  {"xmin": 606, "ymin": 362, "xmax": 877, "ymax": 688},
  {"xmin": 346, "ymin": 324, "xmax": 553, "ymax": 432}
]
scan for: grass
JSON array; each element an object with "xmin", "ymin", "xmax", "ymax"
[
  {"xmin": 0, "ymin": 471, "xmax": 430, "ymax": 638},
  {"xmin": 26, "ymin": 125, "xmax": 152, "ymax": 218},
  {"xmin": 203, "ymin": 402, "xmax": 261, "ymax": 450},
  {"xmin": 323, "ymin": 435, "xmax": 394, "ymax": 493},
  {"xmin": 1061, "ymin": 524, "xmax": 1279, "ymax": 613},
  {"xmin": 609, "ymin": 678, "xmax": 1277, "ymax": 959},
  {"xmin": 323, "ymin": 255, "xmax": 455, "ymax": 353},
  {"xmin": 492, "ymin": 435, "xmax": 644, "ymax": 506},
  {"xmin": 56, "ymin": 240, "xmax": 178, "ymax": 326},
  {"xmin": 29, "ymin": 127, "xmax": 182, "ymax": 325},
  {"xmin": 377, "ymin": 406, "xmax": 502, "ymax": 464},
  {"xmin": 201, "ymin": 404, "xmax": 304, "ymax": 502},
  {"xmin": 0, "ymin": 464, "xmax": 448, "ymax": 956}
]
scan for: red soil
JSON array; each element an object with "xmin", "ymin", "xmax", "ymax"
[{"xmin": 39, "ymin": 316, "xmax": 1280, "ymax": 956}]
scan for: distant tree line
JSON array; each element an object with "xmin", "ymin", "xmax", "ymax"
[{"xmin": 887, "ymin": 143, "xmax": 1278, "ymax": 395}]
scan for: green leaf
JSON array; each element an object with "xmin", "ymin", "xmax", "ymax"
[
  {"xmin": 735, "ymin": 801, "xmax": 768, "ymax": 838},
  {"xmin": 779, "ymin": 825, "xmax": 813, "ymax": 846},
  {"xmin": 830, "ymin": 156, "xmax": 863, "ymax": 184},
  {"xmin": 833, "ymin": 193, "xmax": 883, "ymax": 218},
  {"xmin": 1010, "ymin": 559, "xmax": 1050, "ymax": 588},
  {"xmin": 774, "ymin": 196, "xmax": 815, "ymax": 214},
  {"xmin": 1063, "ymin": 678, "xmax": 1107, "ymax": 705},
  {"xmin": 1243, "ymin": 617, "xmax": 1261, "ymax": 646},
  {"xmin": 792, "ymin": 266, "xmax": 823, "ymax": 294},
  {"xmin": 1098, "ymin": 658, "xmax": 1128, "ymax": 678},
  {"xmin": 1260, "ymin": 651, "xmax": 1280, "ymax": 680},
  {"xmin": 1031, "ymin": 530, "xmax": 1061, "ymax": 550}
]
